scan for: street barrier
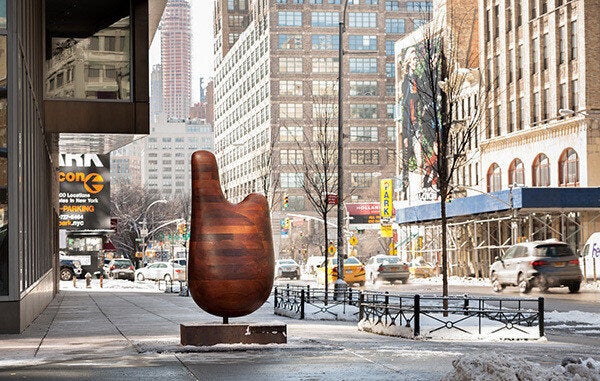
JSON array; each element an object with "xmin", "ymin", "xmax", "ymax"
[{"xmin": 274, "ymin": 285, "xmax": 544, "ymax": 340}]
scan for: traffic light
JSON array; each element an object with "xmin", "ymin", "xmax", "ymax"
[
  {"xmin": 177, "ymin": 222, "xmax": 187, "ymax": 235},
  {"xmin": 283, "ymin": 194, "xmax": 289, "ymax": 209}
]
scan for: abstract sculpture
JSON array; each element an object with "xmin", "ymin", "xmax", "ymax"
[{"xmin": 188, "ymin": 150, "xmax": 275, "ymax": 319}]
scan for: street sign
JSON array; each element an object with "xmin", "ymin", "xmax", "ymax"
[
  {"xmin": 380, "ymin": 224, "xmax": 393, "ymax": 238},
  {"xmin": 135, "ymin": 238, "xmax": 143, "ymax": 243},
  {"xmin": 326, "ymin": 194, "xmax": 338, "ymax": 205},
  {"xmin": 349, "ymin": 235, "xmax": 358, "ymax": 246},
  {"xmin": 328, "ymin": 244, "xmax": 337, "ymax": 255},
  {"xmin": 140, "ymin": 228, "xmax": 148, "ymax": 237},
  {"xmin": 380, "ymin": 179, "xmax": 393, "ymax": 218}
]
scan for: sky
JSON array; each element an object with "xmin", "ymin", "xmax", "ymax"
[{"xmin": 149, "ymin": 1, "xmax": 215, "ymax": 103}]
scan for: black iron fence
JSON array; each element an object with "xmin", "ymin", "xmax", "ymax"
[{"xmin": 274, "ymin": 285, "xmax": 544, "ymax": 339}]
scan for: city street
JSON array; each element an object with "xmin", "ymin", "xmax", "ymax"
[{"xmin": 0, "ymin": 280, "xmax": 598, "ymax": 380}]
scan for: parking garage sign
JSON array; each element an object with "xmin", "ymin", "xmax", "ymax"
[{"xmin": 58, "ymin": 154, "xmax": 110, "ymax": 230}]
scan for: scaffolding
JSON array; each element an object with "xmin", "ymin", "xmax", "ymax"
[{"xmin": 398, "ymin": 209, "xmax": 599, "ymax": 278}]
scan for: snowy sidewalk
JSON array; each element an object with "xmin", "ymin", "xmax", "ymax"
[{"xmin": 0, "ymin": 281, "xmax": 598, "ymax": 380}]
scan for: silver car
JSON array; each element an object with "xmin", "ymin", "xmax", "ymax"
[
  {"xmin": 490, "ymin": 240, "xmax": 582, "ymax": 294},
  {"xmin": 275, "ymin": 259, "xmax": 301, "ymax": 280},
  {"xmin": 364, "ymin": 255, "xmax": 410, "ymax": 284}
]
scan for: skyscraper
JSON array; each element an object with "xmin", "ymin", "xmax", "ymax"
[
  {"xmin": 161, "ymin": 0, "xmax": 192, "ymax": 119},
  {"xmin": 150, "ymin": 64, "xmax": 163, "ymax": 121}
]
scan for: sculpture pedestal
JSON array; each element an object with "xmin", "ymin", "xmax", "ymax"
[{"xmin": 180, "ymin": 323, "xmax": 287, "ymax": 346}]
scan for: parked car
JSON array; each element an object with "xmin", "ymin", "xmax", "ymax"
[
  {"xmin": 275, "ymin": 259, "xmax": 301, "ymax": 280},
  {"xmin": 107, "ymin": 258, "xmax": 135, "ymax": 281},
  {"xmin": 365, "ymin": 255, "xmax": 410, "ymax": 284},
  {"xmin": 59, "ymin": 258, "xmax": 83, "ymax": 281},
  {"xmin": 490, "ymin": 240, "xmax": 583, "ymax": 294},
  {"xmin": 170, "ymin": 257, "xmax": 187, "ymax": 267},
  {"xmin": 579, "ymin": 232, "xmax": 600, "ymax": 280},
  {"xmin": 316, "ymin": 256, "xmax": 366, "ymax": 286},
  {"xmin": 409, "ymin": 257, "xmax": 435, "ymax": 278},
  {"xmin": 135, "ymin": 261, "xmax": 186, "ymax": 282}
]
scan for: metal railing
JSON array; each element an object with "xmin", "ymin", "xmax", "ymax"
[{"xmin": 274, "ymin": 285, "xmax": 544, "ymax": 339}]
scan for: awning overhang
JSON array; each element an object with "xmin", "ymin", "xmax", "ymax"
[{"xmin": 396, "ymin": 187, "xmax": 600, "ymax": 224}]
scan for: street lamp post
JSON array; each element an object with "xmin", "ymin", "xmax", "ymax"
[
  {"xmin": 335, "ymin": 0, "xmax": 351, "ymax": 296},
  {"xmin": 139, "ymin": 199, "xmax": 168, "ymax": 266}
]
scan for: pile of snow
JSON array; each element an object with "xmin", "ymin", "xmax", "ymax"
[
  {"xmin": 442, "ymin": 354, "xmax": 600, "ymax": 381},
  {"xmin": 59, "ymin": 279, "xmax": 167, "ymax": 293}
]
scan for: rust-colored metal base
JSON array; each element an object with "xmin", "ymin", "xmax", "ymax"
[{"xmin": 180, "ymin": 323, "xmax": 287, "ymax": 346}]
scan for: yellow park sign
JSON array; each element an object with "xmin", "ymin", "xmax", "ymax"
[
  {"xmin": 349, "ymin": 235, "xmax": 358, "ymax": 246},
  {"xmin": 380, "ymin": 179, "xmax": 393, "ymax": 218},
  {"xmin": 328, "ymin": 244, "xmax": 337, "ymax": 255}
]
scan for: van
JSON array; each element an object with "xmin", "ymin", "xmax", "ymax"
[{"xmin": 580, "ymin": 232, "xmax": 600, "ymax": 280}]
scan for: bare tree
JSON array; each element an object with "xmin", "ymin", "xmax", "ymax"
[{"xmin": 397, "ymin": 8, "xmax": 483, "ymax": 299}]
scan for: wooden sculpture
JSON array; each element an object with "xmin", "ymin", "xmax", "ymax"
[{"xmin": 188, "ymin": 150, "xmax": 274, "ymax": 319}]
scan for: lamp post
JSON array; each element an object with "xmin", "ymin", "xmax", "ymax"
[
  {"xmin": 139, "ymin": 199, "xmax": 168, "ymax": 265},
  {"xmin": 334, "ymin": 0, "xmax": 351, "ymax": 296}
]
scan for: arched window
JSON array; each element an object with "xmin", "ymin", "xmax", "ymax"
[
  {"xmin": 508, "ymin": 158, "xmax": 525, "ymax": 186},
  {"xmin": 487, "ymin": 163, "xmax": 502, "ymax": 192},
  {"xmin": 559, "ymin": 148, "xmax": 579, "ymax": 186},
  {"xmin": 532, "ymin": 153, "xmax": 550, "ymax": 186}
]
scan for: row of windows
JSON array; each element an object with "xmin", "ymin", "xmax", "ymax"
[
  {"xmin": 280, "ymin": 171, "xmax": 381, "ymax": 188},
  {"xmin": 277, "ymin": 57, "xmax": 395, "ymax": 77},
  {"xmin": 486, "ymin": 148, "xmax": 580, "ymax": 192},
  {"xmin": 274, "ymin": 1, "xmax": 431, "ymax": 11},
  {"xmin": 279, "ymin": 80, "xmax": 390, "ymax": 97},
  {"xmin": 278, "ymin": 125, "xmax": 395, "ymax": 142},
  {"xmin": 278, "ymin": 103, "xmax": 396, "ymax": 120}
]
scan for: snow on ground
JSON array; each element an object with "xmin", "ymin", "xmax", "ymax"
[
  {"xmin": 60, "ymin": 278, "xmax": 175, "ymax": 293},
  {"xmin": 441, "ymin": 354, "xmax": 600, "ymax": 381}
]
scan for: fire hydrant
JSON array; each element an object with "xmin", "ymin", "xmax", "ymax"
[
  {"xmin": 99, "ymin": 275, "xmax": 104, "ymax": 288},
  {"xmin": 85, "ymin": 272, "xmax": 92, "ymax": 288}
]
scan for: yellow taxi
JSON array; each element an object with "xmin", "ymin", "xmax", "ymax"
[
  {"xmin": 316, "ymin": 256, "xmax": 366, "ymax": 286},
  {"xmin": 409, "ymin": 256, "xmax": 436, "ymax": 278}
]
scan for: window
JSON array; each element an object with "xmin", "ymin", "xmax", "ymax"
[
  {"xmin": 349, "ymin": 13, "xmax": 377, "ymax": 28},
  {"xmin": 531, "ymin": 37, "xmax": 538, "ymax": 74},
  {"xmin": 387, "ymin": 126, "xmax": 396, "ymax": 142},
  {"xmin": 280, "ymin": 150, "xmax": 304, "ymax": 165},
  {"xmin": 349, "ymin": 80, "xmax": 378, "ymax": 96},
  {"xmin": 281, "ymin": 173, "xmax": 304, "ymax": 188},
  {"xmin": 571, "ymin": 79, "xmax": 578, "ymax": 111},
  {"xmin": 532, "ymin": 91, "xmax": 540, "ymax": 123},
  {"xmin": 518, "ymin": 96, "xmax": 524, "ymax": 130},
  {"xmin": 350, "ymin": 104, "xmax": 378, "ymax": 118},
  {"xmin": 386, "ymin": 84, "xmax": 395, "ymax": 96},
  {"xmin": 348, "ymin": 35, "xmax": 377, "ymax": 50},
  {"xmin": 312, "ymin": 57, "xmax": 338, "ymax": 73},
  {"xmin": 311, "ymin": 34, "xmax": 339, "ymax": 50},
  {"xmin": 559, "ymin": 83, "xmax": 567, "ymax": 111},
  {"xmin": 351, "ymin": 172, "xmax": 375, "ymax": 187},
  {"xmin": 558, "ymin": 25, "xmax": 566, "ymax": 64},
  {"xmin": 542, "ymin": 33, "xmax": 549, "ymax": 70},
  {"xmin": 386, "ymin": 1, "xmax": 399, "ymax": 11},
  {"xmin": 278, "ymin": 11, "xmax": 302, "ymax": 26},
  {"xmin": 570, "ymin": 20, "xmax": 578, "ymax": 61},
  {"xmin": 349, "ymin": 58, "xmax": 377, "ymax": 73},
  {"xmin": 312, "ymin": 103, "xmax": 337, "ymax": 118},
  {"xmin": 386, "ymin": 104, "xmax": 394, "ymax": 119},
  {"xmin": 518, "ymin": 44, "xmax": 524, "ymax": 79},
  {"xmin": 312, "ymin": 80, "xmax": 338, "ymax": 96},
  {"xmin": 406, "ymin": 2, "xmax": 432, "ymax": 12},
  {"xmin": 486, "ymin": 163, "xmax": 502, "ymax": 192},
  {"xmin": 508, "ymin": 158, "xmax": 525, "ymax": 186},
  {"xmin": 280, "ymin": 126, "xmax": 304, "ymax": 141},
  {"xmin": 386, "ymin": 63, "xmax": 395, "ymax": 78},
  {"xmin": 279, "ymin": 80, "xmax": 303, "ymax": 96},
  {"xmin": 559, "ymin": 148, "xmax": 579, "ymax": 186},
  {"xmin": 279, "ymin": 103, "xmax": 303, "ymax": 118},
  {"xmin": 313, "ymin": 125, "xmax": 337, "ymax": 141},
  {"xmin": 386, "ymin": 19, "xmax": 405, "ymax": 33},
  {"xmin": 311, "ymin": 12, "xmax": 339, "ymax": 27},
  {"xmin": 509, "ymin": 99, "xmax": 516, "ymax": 133},
  {"xmin": 385, "ymin": 40, "xmax": 395, "ymax": 55},
  {"xmin": 278, "ymin": 34, "xmax": 303, "ymax": 49},
  {"xmin": 279, "ymin": 57, "xmax": 303, "ymax": 73},
  {"xmin": 350, "ymin": 126, "xmax": 378, "ymax": 142},
  {"xmin": 532, "ymin": 153, "xmax": 551, "ymax": 187},
  {"xmin": 350, "ymin": 149, "xmax": 380, "ymax": 164}
]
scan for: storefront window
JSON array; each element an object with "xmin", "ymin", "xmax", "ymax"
[{"xmin": 0, "ymin": 1, "xmax": 8, "ymax": 295}]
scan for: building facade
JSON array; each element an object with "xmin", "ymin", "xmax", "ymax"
[
  {"xmin": 213, "ymin": 0, "xmax": 432, "ymax": 217},
  {"xmin": 143, "ymin": 116, "xmax": 214, "ymax": 199},
  {"xmin": 161, "ymin": 0, "xmax": 192, "ymax": 119},
  {"xmin": 0, "ymin": 0, "xmax": 165, "ymax": 334},
  {"xmin": 150, "ymin": 64, "xmax": 163, "ymax": 121}
]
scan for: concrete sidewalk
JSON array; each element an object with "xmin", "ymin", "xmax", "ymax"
[{"xmin": 0, "ymin": 288, "xmax": 598, "ymax": 380}]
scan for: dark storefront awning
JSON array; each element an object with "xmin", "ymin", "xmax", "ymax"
[{"xmin": 396, "ymin": 187, "xmax": 600, "ymax": 224}]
